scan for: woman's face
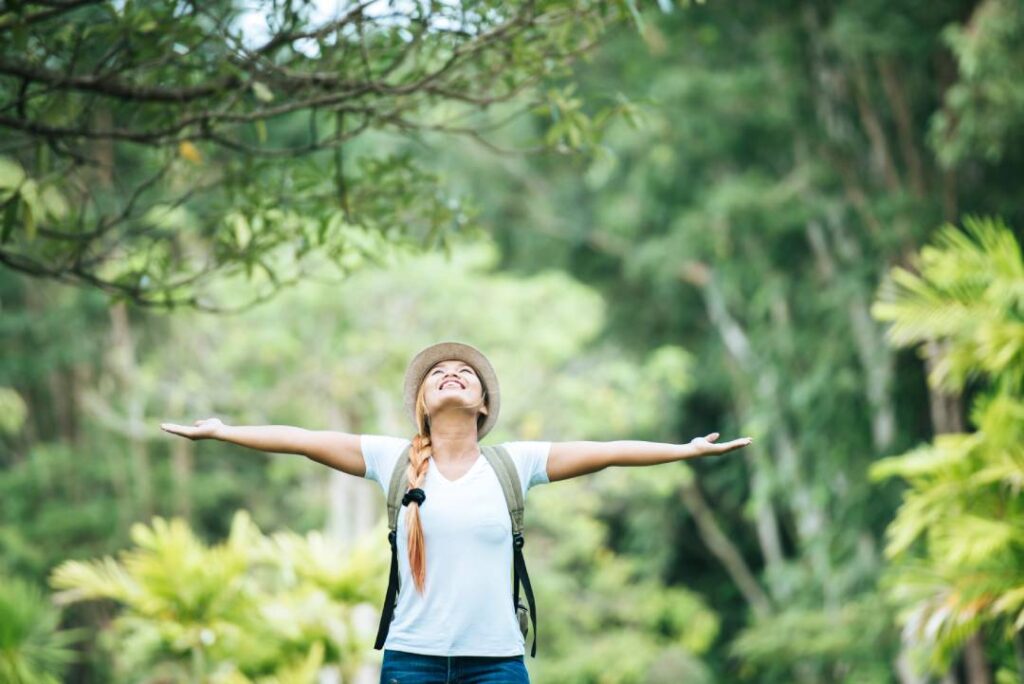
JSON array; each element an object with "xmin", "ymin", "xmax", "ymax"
[{"xmin": 422, "ymin": 359, "xmax": 487, "ymax": 423}]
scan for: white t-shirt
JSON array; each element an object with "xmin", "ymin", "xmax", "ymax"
[{"xmin": 361, "ymin": 434, "xmax": 551, "ymax": 656}]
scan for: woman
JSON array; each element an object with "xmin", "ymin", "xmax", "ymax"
[{"xmin": 161, "ymin": 340, "xmax": 752, "ymax": 684}]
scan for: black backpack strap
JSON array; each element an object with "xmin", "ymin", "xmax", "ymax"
[
  {"xmin": 480, "ymin": 444, "xmax": 538, "ymax": 657},
  {"xmin": 374, "ymin": 442, "xmax": 413, "ymax": 651}
]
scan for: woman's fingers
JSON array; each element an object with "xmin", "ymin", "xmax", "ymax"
[
  {"xmin": 721, "ymin": 437, "xmax": 753, "ymax": 451},
  {"xmin": 699, "ymin": 434, "xmax": 753, "ymax": 454},
  {"xmin": 161, "ymin": 419, "xmax": 221, "ymax": 441},
  {"xmin": 161, "ymin": 422, "xmax": 193, "ymax": 437}
]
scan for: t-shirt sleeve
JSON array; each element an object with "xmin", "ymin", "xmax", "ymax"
[
  {"xmin": 500, "ymin": 441, "xmax": 552, "ymax": 497},
  {"xmin": 360, "ymin": 433, "xmax": 412, "ymax": 496}
]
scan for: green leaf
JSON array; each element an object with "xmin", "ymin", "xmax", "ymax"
[
  {"xmin": 40, "ymin": 185, "xmax": 68, "ymax": 220},
  {"xmin": 0, "ymin": 156, "xmax": 26, "ymax": 190},
  {"xmin": 231, "ymin": 212, "xmax": 251, "ymax": 248},
  {"xmin": 252, "ymin": 82, "xmax": 274, "ymax": 103}
]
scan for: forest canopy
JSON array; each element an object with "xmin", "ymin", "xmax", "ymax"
[
  {"xmin": 0, "ymin": 0, "xmax": 643, "ymax": 310},
  {"xmin": 2, "ymin": 0, "xmax": 1023, "ymax": 682}
]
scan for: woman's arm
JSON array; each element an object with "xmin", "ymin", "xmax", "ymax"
[
  {"xmin": 546, "ymin": 432, "xmax": 752, "ymax": 483},
  {"xmin": 160, "ymin": 419, "xmax": 366, "ymax": 477}
]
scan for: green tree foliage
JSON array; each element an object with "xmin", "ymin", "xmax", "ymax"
[
  {"xmin": 0, "ymin": 441, "xmax": 129, "ymax": 580},
  {"xmin": 528, "ymin": 463, "xmax": 720, "ymax": 684},
  {"xmin": 930, "ymin": 0, "xmax": 1024, "ymax": 165},
  {"xmin": 50, "ymin": 510, "xmax": 384, "ymax": 684},
  {"xmin": 420, "ymin": 1, "xmax": 1024, "ymax": 679},
  {"xmin": 0, "ymin": 0, "xmax": 655, "ymax": 311},
  {"xmin": 0, "ymin": 574, "xmax": 84, "ymax": 684},
  {"xmin": 5, "ymin": 0, "xmax": 1024, "ymax": 680},
  {"xmin": 870, "ymin": 217, "xmax": 1024, "ymax": 676},
  {"xmin": 729, "ymin": 595, "xmax": 897, "ymax": 683}
]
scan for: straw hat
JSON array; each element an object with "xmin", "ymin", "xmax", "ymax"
[{"xmin": 403, "ymin": 341, "xmax": 501, "ymax": 439}]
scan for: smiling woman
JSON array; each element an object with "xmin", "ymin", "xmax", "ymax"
[{"xmin": 159, "ymin": 339, "xmax": 751, "ymax": 683}]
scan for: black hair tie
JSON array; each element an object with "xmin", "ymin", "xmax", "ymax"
[{"xmin": 402, "ymin": 488, "xmax": 426, "ymax": 507}]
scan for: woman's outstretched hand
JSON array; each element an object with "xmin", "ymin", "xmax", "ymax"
[
  {"xmin": 688, "ymin": 432, "xmax": 752, "ymax": 457},
  {"xmin": 160, "ymin": 417, "xmax": 225, "ymax": 441}
]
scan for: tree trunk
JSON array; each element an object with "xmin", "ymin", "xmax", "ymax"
[
  {"xmin": 744, "ymin": 443, "xmax": 786, "ymax": 571},
  {"xmin": 678, "ymin": 264, "xmax": 788, "ymax": 581},
  {"xmin": 805, "ymin": 216, "xmax": 896, "ymax": 453},
  {"xmin": 680, "ymin": 263, "xmax": 837, "ymax": 613},
  {"xmin": 876, "ymin": 57, "xmax": 926, "ymax": 198},
  {"xmin": 925, "ymin": 340, "xmax": 987, "ymax": 683},
  {"xmin": 108, "ymin": 302, "xmax": 152, "ymax": 518},
  {"xmin": 963, "ymin": 633, "xmax": 991, "ymax": 684},
  {"xmin": 678, "ymin": 476, "xmax": 773, "ymax": 617},
  {"xmin": 850, "ymin": 61, "xmax": 903, "ymax": 193},
  {"xmin": 933, "ymin": 47, "xmax": 961, "ymax": 224},
  {"xmin": 697, "ymin": 268, "xmax": 830, "ymax": 558},
  {"xmin": 1012, "ymin": 629, "xmax": 1024, "ymax": 684},
  {"xmin": 923, "ymin": 339, "xmax": 965, "ymax": 434}
]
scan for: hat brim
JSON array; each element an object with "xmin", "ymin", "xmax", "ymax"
[{"xmin": 402, "ymin": 341, "xmax": 501, "ymax": 439}]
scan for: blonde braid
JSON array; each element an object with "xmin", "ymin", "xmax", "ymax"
[
  {"xmin": 405, "ymin": 432, "xmax": 432, "ymax": 594},
  {"xmin": 405, "ymin": 384, "xmax": 434, "ymax": 594}
]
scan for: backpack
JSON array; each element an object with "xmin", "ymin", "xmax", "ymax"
[{"xmin": 373, "ymin": 443, "xmax": 539, "ymax": 657}]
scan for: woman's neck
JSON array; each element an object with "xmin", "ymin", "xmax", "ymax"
[{"xmin": 428, "ymin": 415, "xmax": 480, "ymax": 463}]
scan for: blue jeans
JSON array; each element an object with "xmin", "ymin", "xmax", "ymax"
[{"xmin": 380, "ymin": 648, "xmax": 529, "ymax": 684}]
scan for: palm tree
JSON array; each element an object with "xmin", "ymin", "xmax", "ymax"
[
  {"xmin": 49, "ymin": 509, "xmax": 387, "ymax": 683},
  {"xmin": 0, "ymin": 574, "xmax": 84, "ymax": 684},
  {"xmin": 870, "ymin": 216, "xmax": 1024, "ymax": 678}
]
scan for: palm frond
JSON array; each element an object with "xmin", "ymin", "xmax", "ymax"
[{"xmin": 0, "ymin": 575, "xmax": 85, "ymax": 684}]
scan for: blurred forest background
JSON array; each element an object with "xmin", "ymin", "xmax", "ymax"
[{"xmin": 1, "ymin": 0, "xmax": 1022, "ymax": 682}]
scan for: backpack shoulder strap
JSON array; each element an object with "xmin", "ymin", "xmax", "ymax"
[
  {"xmin": 480, "ymin": 444, "xmax": 524, "ymax": 534},
  {"xmin": 374, "ymin": 440, "xmax": 413, "ymax": 651},
  {"xmin": 386, "ymin": 443, "xmax": 413, "ymax": 531},
  {"xmin": 480, "ymin": 443, "xmax": 538, "ymax": 657}
]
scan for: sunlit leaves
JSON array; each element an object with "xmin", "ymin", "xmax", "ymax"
[
  {"xmin": 0, "ymin": 157, "xmax": 70, "ymax": 244},
  {"xmin": 0, "ymin": 386, "xmax": 28, "ymax": 436},
  {"xmin": 0, "ymin": 574, "xmax": 85, "ymax": 684},
  {"xmin": 870, "ymin": 218, "xmax": 1024, "ymax": 673},
  {"xmin": 872, "ymin": 216, "xmax": 1024, "ymax": 394},
  {"xmin": 49, "ymin": 510, "xmax": 388, "ymax": 682}
]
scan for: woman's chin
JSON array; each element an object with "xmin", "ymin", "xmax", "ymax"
[{"xmin": 426, "ymin": 401, "xmax": 480, "ymax": 419}]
